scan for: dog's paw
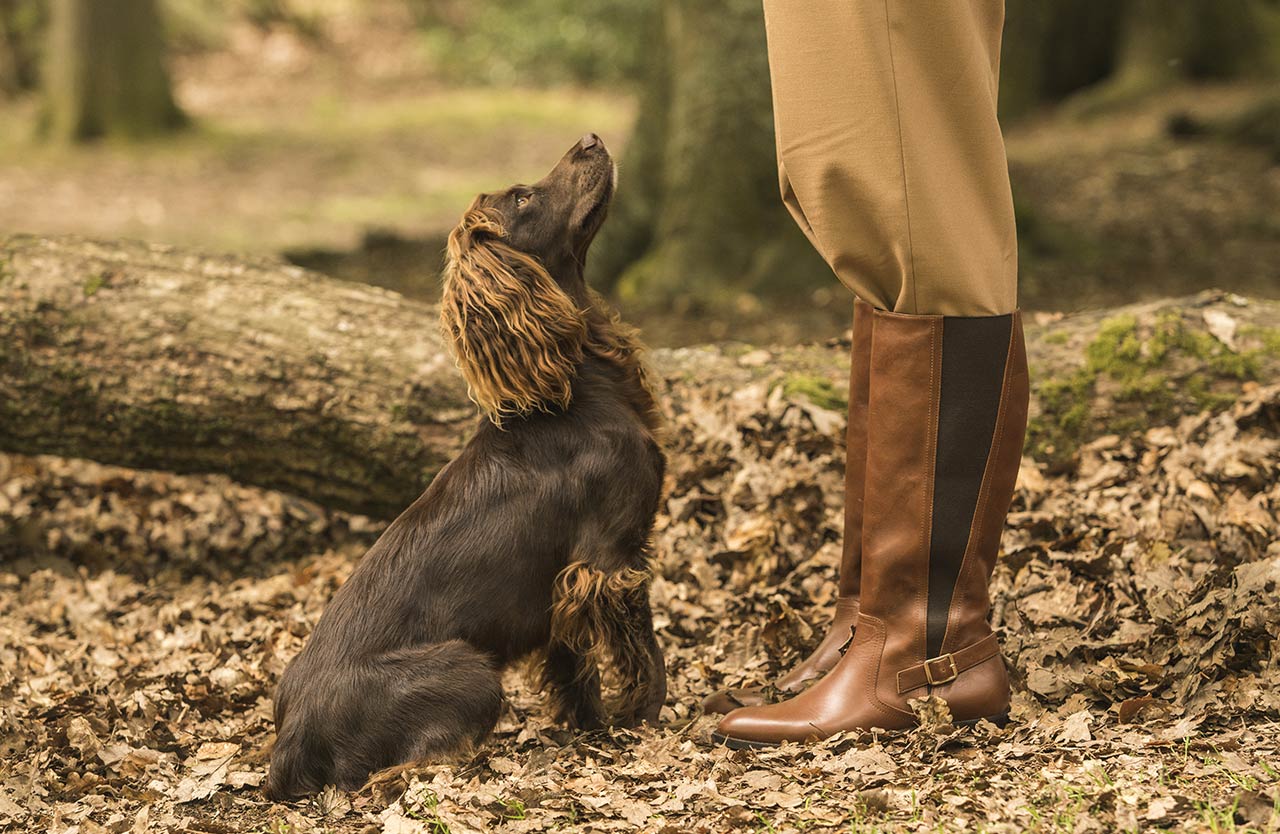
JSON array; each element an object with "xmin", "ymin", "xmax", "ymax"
[{"xmin": 559, "ymin": 708, "xmax": 606, "ymax": 732}]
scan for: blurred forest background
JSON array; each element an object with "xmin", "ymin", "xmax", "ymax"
[{"xmin": 1, "ymin": 0, "xmax": 1278, "ymax": 345}]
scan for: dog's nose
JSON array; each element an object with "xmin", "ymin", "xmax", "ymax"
[{"xmin": 580, "ymin": 133, "xmax": 600, "ymax": 150}]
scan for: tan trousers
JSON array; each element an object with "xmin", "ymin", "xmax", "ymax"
[{"xmin": 762, "ymin": 1, "xmax": 1017, "ymax": 316}]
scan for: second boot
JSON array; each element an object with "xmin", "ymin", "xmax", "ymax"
[
  {"xmin": 713, "ymin": 307, "xmax": 1029, "ymax": 745},
  {"xmin": 703, "ymin": 299, "xmax": 873, "ymax": 714}
]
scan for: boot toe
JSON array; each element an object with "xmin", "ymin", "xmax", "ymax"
[{"xmin": 712, "ymin": 705, "xmax": 822, "ymax": 747}]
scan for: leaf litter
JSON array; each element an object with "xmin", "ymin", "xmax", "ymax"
[{"xmin": 1, "ymin": 359, "xmax": 1278, "ymax": 832}]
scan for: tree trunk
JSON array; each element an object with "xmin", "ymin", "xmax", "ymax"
[
  {"xmin": 0, "ymin": 0, "xmax": 42, "ymax": 97},
  {"xmin": 998, "ymin": 0, "xmax": 1124, "ymax": 120},
  {"xmin": 998, "ymin": 0, "xmax": 1279, "ymax": 120},
  {"xmin": 592, "ymin": 0, "xmax": 827, "ymax": 306},
  {"xmin": 1065, "ymin": 0, "xmax": 1280, "ymax": 115},
  {"xmin": 43, "ymin": 0, "xmax": 183, "ymax": 141},
  {"xmin": 589, "ymin": 2, "xmax": 667, "ymax": 294},
  {"xmin": 0, "ymin": 2, "xmax": 17, "ymax": 96},
  {"xmin": 1116, "ymin": 0, "xmax": 1275, "ymax": 85}
]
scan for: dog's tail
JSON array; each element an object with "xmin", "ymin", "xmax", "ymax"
[{"xmin": 266, "ymin": 640, "xmax": 503, "ymax": 799}]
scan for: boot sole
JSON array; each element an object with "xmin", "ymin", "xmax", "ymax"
[
  {"xmin": 711, "ymin": 712, "xmax": 1009, "ymax": 750},
  {"xmin": 710, "ymin": 732, "xmax": 780, "ymax": 750}
]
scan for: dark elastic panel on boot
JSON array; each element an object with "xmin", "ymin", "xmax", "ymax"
[{"xmin": 926, "ymin": 314, "xmax": 1013, "ymax": 659}]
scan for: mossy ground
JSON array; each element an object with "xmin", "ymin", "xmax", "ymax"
[
  {"xmin": 781, "ymin": 374, "xmax": 846, "ymax": 412},
  {"xmin": 1028, "ymin": 309, "xmax": 1279, "ymax": 461}
]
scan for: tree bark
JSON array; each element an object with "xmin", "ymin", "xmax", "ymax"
[
  {"xmin": 998, "ymin": 0, "xmax": 1123, "ymax": 120},
  {"xmin": 591, "ymin": 0, "xmax": 828, "ymax": 306},
  {"xmin": 1114, "ymin": 0, "xmax": 1276, "ymax": 85},
  {"xmin": 43, "ymin": 0, "xmax": 183, "ymax": 141},
  {"xmin": 589, "ymin": 2, "xmax": 667, "ymax": 294},
  {"xmin": 0, "ymin": 2, "xmax": 17, "ymax": 96},
  {"xmin": 1061, "ymin": 0, "xmax": 1280, "ymax": 116},
  {"xmin": 0, "ymin": 234, "xmax": 474, "ymax": 519},
  {"xmin": 3, "ymin": 235, "xmax": 1276, "ymax": 517}
]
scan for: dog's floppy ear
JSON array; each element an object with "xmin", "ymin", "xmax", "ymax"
[{"xmin": 441, "ymin": 207, "xmax": 588, "ymax": 424}]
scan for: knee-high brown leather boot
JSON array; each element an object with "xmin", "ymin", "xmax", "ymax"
[
  {"xmin": 712, "ymin": 307, "xmax": 1029, "ymax": 746},
  {"xmin": 703, "ymin": 299, "xmax": 873, "ymax": 714}
]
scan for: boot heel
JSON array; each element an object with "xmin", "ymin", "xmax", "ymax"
[{"xmin": 957, "ymin": 712, "xmax": 1008, "ymax": 729}]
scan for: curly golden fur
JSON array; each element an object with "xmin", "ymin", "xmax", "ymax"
[
  {"xmin": 550, "ymin": 561, "xmax": 652, "ymax": 657},
  {"xmin": 548, "ymin": 561, "xmax": 661, "ymax": 722},
  {"xmin": 442, "ymin": 203, "xmax": 663, "ymax": 435},
  {"xmin": 441, "ymin": 205, "xmax": 589, "ymax": 424}
]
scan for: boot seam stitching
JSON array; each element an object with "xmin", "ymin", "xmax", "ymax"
[
  {"xmin": 862, "ymin": 615, "xmax": 916, "ymax": 722},
  {"xmin": 840, "ymin": 304, "xmax": 871, "ymax": 597},
  {"xmin": 920, "ymin": 319, "xmax": 940, "ymax": 665}
]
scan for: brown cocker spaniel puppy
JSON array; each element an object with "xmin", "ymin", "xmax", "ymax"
[{"xmin": 266, "ymin": 135, "xmax": 666, "ymax": 799}]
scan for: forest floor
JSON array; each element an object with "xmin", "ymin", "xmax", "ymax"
[{"xmin": 2, "ymin": 300, "xmax": 1278, "ymax": 832}]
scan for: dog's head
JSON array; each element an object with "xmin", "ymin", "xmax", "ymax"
[{"xmin": 442, "ymin": 135, "xmax": 616, "ymax": 424}]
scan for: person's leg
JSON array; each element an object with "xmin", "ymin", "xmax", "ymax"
[
  {"xmin": 712, "ymin": 0, "xmax": 1029, "ymax": 742},
  {"xmin": 761, "ymin": 0, "xmax": 1017, "ymax": 316}
]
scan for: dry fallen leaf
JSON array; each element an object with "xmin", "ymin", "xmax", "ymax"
[{"xmin": 1202, "ymin": 309, "xmax": 1238, "ymax": 351}]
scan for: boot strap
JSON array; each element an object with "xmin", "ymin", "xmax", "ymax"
[{"xmin": 896, "ymin": 633, "xmax": 1001, "ymax": 694}]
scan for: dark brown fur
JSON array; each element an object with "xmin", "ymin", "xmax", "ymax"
[{"xmin": 266, "ymin": 136, "xmax": 666, "ymax": 799}]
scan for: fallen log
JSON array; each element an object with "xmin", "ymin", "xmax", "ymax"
[
  {"xmin": 0, "ymin": 234, "xmax": 473, "ymax": 518},
  {"xmin": 3, "ymin": 233, "xmax": 1276, "ymax": 517}
]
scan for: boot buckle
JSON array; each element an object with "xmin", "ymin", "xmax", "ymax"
[{"xmin": 923, "ymin": 653, "xmax": 958, "ymax": 686}]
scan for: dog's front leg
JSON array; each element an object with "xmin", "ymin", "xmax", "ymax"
[
  {"xmin": 606, "ymin": 579, "xmax": 667, "ymax": 727},
  {"xmin": 541, "ymin": 640, "xmax": 606, "ymax": 730},
  {"xmin": 551, "ymin": 560, "xmax": 666, "ymax": 728}
]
